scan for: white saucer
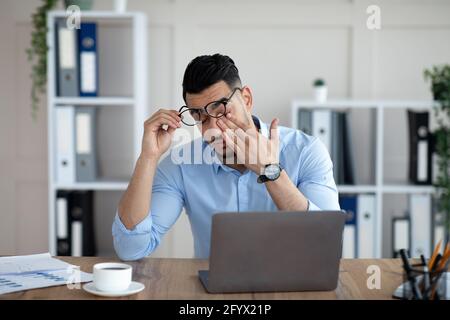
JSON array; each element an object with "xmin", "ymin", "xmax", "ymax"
[{"xmin": 83, "ymin": 281, "xmax": 145, "ymax": 297}]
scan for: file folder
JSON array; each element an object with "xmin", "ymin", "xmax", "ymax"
[
  {"xmin": 56, "ymin": 191, "xmax": 70, "ymax": 256},
  {"xmin": 343, "ymin": 225, "xmax": 356, "ymax": 259},
  {"xmin": 392, "ymin": 217, "xmax": 410, "ymax": 258},
  {"xmin": 330, "ymin": 111, "xmax": 355, "ymax": 185},
  {"xmin": 312, "ymin": 110, "xmax": 331, "ymax": 153},
  {"xmin": 331, "ymin": 111, "xmax": 341, "ymax": 183},
  {"xmin": 71, "ymin": 221, "xmax": 83, "ymax": 257},
  {"xmin": 432, "ymin": 198, "xmax": 447, "ymax": 249},
  {"xmin": 357, "ymin": 194, "xmax": 376, "ymax": 258},
  {"xmin": 340, "ymin": 112, "xmax": 355, "ymax": 184},
  {"xmin": 56, "ymin": 19, "xmax": 79, "ymax": 97},
  {"xmin": 78, "ymin": 22, "xmax": 98, "ymax": 96},
  {"xmin": 408, "ymin": 110, "xmax": 432, "ymax": 185},
  {"xmin": 297, "ymin": 109, "xmax": 312, "ymax": 135},
  {"xmin": 409, "ymin": 194, "xmax": 432, "ymax": 257},
  {"xmin": 69, "ymin": 191, "xmax": 96, "ymax": 256},
  {"xmin": 340, "ymin": 195, "xmax": 358, "ymax": 258},
  {"xmin": 55, "ymin": 105, "xmax": 76, "ymax": 183},
  {"xmin": 75, "ymin": 106, "xmax": 97, "ymax": 182}
]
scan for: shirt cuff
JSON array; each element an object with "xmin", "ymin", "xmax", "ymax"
[
  {"xmin": 307, "ymin": 199, "xmax": 321, "ymax": 211},
  {"xmin": 113, "ymin": 212, "xmax": 153, "ymax": 235}
]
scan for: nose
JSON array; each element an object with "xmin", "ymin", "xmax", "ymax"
[
  {"xmin": 201, "ymin": 117, "xmax": 220, "ymax": 132},
  {"xmin": 201, "ymin": 119, "xmax": 223, "ymax": 143}
]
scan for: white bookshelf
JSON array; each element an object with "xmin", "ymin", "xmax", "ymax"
[
  {"xmin": 46, "ymin": 11, "xmax": 148, "ymax": 255},
  {"xmin": 53, "ymin": 97, "xmax": 135, "ymax": 105},
  {"xmin": 291, "ymin": 99, "xmax": 437, "ymax": 258},
  {"xmin": 55, "ymin": 181, "xmax": 129, "ymax": 191}
]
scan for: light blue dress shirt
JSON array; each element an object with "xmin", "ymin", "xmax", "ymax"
[{"xmin": 112, "ymin": 117, "xmax": 340, "ymax": 260}]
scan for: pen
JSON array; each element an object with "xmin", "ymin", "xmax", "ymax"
[
  {"xmin": 399, "ymin": 249, "xmax": 422, "ymax": 299},
  {"xmin": 436, "ymin": 247, "xmax": 450, "ymax": 272},
  {"xmin": 432, "ymin": 254, "xmax": 442, "ymax": 272},
  {"xmin": 420, "ymin": 254, "xmax": 430, "ymax": 299},
  {"xmin": 400, "ymin": 249, "xmax": 412, "ymax": 271},
  {"xmin": 430, "ymin": 258, "xmax": 450, "ymax": 300},
  {"xmin": 420, "ymin": 254, "xmax": 427, "ymax": 266},
  {"xmin": 428, "ymin": 240, "xmax": 442, "ymax": 270}
]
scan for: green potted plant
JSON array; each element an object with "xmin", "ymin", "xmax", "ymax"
[
  {"xmin": 27, "ymin": 0, "xmax": 58, "ymax": 119},
  {"xmin": 424, "ymin": 64, "xmax": 450, "ymax": 242},
  {"xmin": 27, "ymin": 0, "xmax": 93, "ymax": 119},
  {"xmin": 64, "ymin": 0, "xmax": 93, "ymax": 11},
  {"xmin": 313, "ymin": 78, "xmax": 327, "ymax": 103}
]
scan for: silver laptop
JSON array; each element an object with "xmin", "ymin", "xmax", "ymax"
[{"xmin": 199, "ymin": 211, "xmax": 346, "ymax": 293}]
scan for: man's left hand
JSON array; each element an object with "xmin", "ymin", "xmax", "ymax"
[{"xmin": 217, "ymin": 113, "xmax": 280, "ymax": 175}]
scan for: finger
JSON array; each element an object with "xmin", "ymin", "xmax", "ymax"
[
  {"xmin": 235, "ymin": 128, "xmax": 258, "ymax": 164},
  {"xmin": 224, "ymin": 112, "xmax": 250, "ymax": 130},
  {"xmin": 145, "ymin": 112, "xmax": 177, "ymax": 127},
  {"xmin": 234, "ymin": 131, "xmax": 248, "ymax": 157},
  {"xmin": 234, "ymin": 128, "xmax": 248, "ymax": 142},
  {"xmin": 269, "ymin": 118, "xmax": 279, "ymax": 141},
  {"xmin": 222, "ymin": 130, "xmax": 238, "ymax": 153},
  {"xmin": 167, "ymin": 126, "xmax": 177, "ymax": 135},
  {"xmin": 149, "ymin": 109, "xmax": 181, "ymax": 125},
  {"xmin": 224, "ymin": 130, "xmax": 247, "ymax": 164},
  {"xmin": 216, "ymin": 118, "xmax": 233, "ymax": 131},
  {"xmin": 223, "ymin": 127, "xmax": 237, "ymax": 146},
  {"xmin": 162, "ymin": 109, "xmax": 183, "ymax": 118},
  {"xmin": 225, "ymin": 129, "xmax": 247, "ymax": 160},
  {"xmin": 157, "ymin": 114, "xmax": 181, "ymax": 129},
  {"xmin": 234, "ymin": 128, "xmax": 252, "ymax": 154},
  {"xmin": 155, "ymin": 108, "xmax": 181, "ymax": 115},
  {"xmin": 159, "ymin": 109, "xmax": 182, "ymax": 122},
  {"xmin": 220, "ymin": 115, "xmax": 240, "ymax": 131},
  {"xmin": 149, "ymin": 114, "xmax": 180, "ymax": 130}
]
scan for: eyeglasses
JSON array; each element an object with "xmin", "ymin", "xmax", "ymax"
[{"xmin": 178, "ymin": 87, "xmax": 242, "ymax": 126}]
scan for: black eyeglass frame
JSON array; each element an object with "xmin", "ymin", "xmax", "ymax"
[{"xmin": 178, "ymin": 87, "xmax": 242, "ymax": 126}]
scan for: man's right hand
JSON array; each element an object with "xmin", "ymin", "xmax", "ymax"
[{"xmin": 141, "ymin": 109, "xmax": 182, "ymax": 161}]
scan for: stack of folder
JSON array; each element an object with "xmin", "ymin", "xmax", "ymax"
[
  {"xmin": 56, "ymin": 191, "xmax": 96, "ymax": 257},
  {"xmin": 339, "ymin": 194, "xmax": 377, "ymax": 258},
  {"xmin": 297, "ymin": 109, "xmax": 355, "ymax": 185},
  {"xmin": 55, "ymin": 105, "xmax": 97, "ymax": 183},
  {"xmin": 392, "ymin": 194, "xmax": 445, "ymax": 259},
  {"xmin": 56, "ymin": 19, "xmax": 98, "ymax": 97},
  {"xmin": 407, "ymin": 110, "xmax": 435, "ymax": 185},
  {"xmin": 54, "ymin": 19, "xmax": 100, "ymax": 257}
]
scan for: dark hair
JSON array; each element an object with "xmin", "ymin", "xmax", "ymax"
[{"xmin": 182, "ymin": 54, "xmax": 241, "ymax": 101}]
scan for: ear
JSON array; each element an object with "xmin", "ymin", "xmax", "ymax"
[{"xmin": 240, "ymin": 86, "xmax": 253, "ymax": 112}]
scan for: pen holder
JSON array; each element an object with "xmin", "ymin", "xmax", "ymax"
[{"xmin": 400, "ymin": 262, "xmax": 448, "ymax": 300}]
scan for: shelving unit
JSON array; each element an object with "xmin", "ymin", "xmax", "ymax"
[
  {"xmin": 53, "ymin": 97, "xmax": 135, "ymax": 105},
  {"xmin": 46, "ymin": 11, "xmax": 148, "ymax": 256},
  {"xmin": 55, "ymin": 181, "xmax": 129, "ymax": 191},
  {"xmin": 291, "ymin": 99, "xmax": 437, "ymax": 258}
]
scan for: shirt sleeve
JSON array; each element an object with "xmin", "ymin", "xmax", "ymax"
[
  {"xmin": 112, "ymin": 155, "xmax": 185, "ymax": 261},
  {"xmin": 296, "ymin": 137, "xmax": 340, "ymax": 211}
]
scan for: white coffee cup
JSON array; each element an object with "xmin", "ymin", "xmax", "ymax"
[{"xmin": 93, "ymin": 262, "xmax": 132, "ymax": 292}]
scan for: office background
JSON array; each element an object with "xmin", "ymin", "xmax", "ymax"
[{"xmin": 0, "ymin": 0, "xmax": 449, "ymax": 258}]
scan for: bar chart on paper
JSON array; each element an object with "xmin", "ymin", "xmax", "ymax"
[{"xmin": 0, "ymin": 253, "xmax": 92, "ymax": 295}]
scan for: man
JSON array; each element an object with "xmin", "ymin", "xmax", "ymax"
[{"xmin": 113, "ymin": 54, "xmax": 340, "ymax": 260}]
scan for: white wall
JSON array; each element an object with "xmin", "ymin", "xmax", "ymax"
[{"xmin": 1, "ymin": 0, "xmax": 449, "ymax": 258}]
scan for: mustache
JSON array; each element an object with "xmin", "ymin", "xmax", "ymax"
[{"xmin": 206, "ymin": 135, "xmax": 224, "ymax": 144}]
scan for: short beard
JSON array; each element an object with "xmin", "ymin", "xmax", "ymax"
[{"xmin": 208, "ymin": 136, "xmax": 236, "ymax": 164}]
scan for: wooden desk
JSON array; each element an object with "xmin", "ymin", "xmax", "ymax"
[{"xmin": 0, "ymin": 257, "xmax": 405, "ymax": 300}]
